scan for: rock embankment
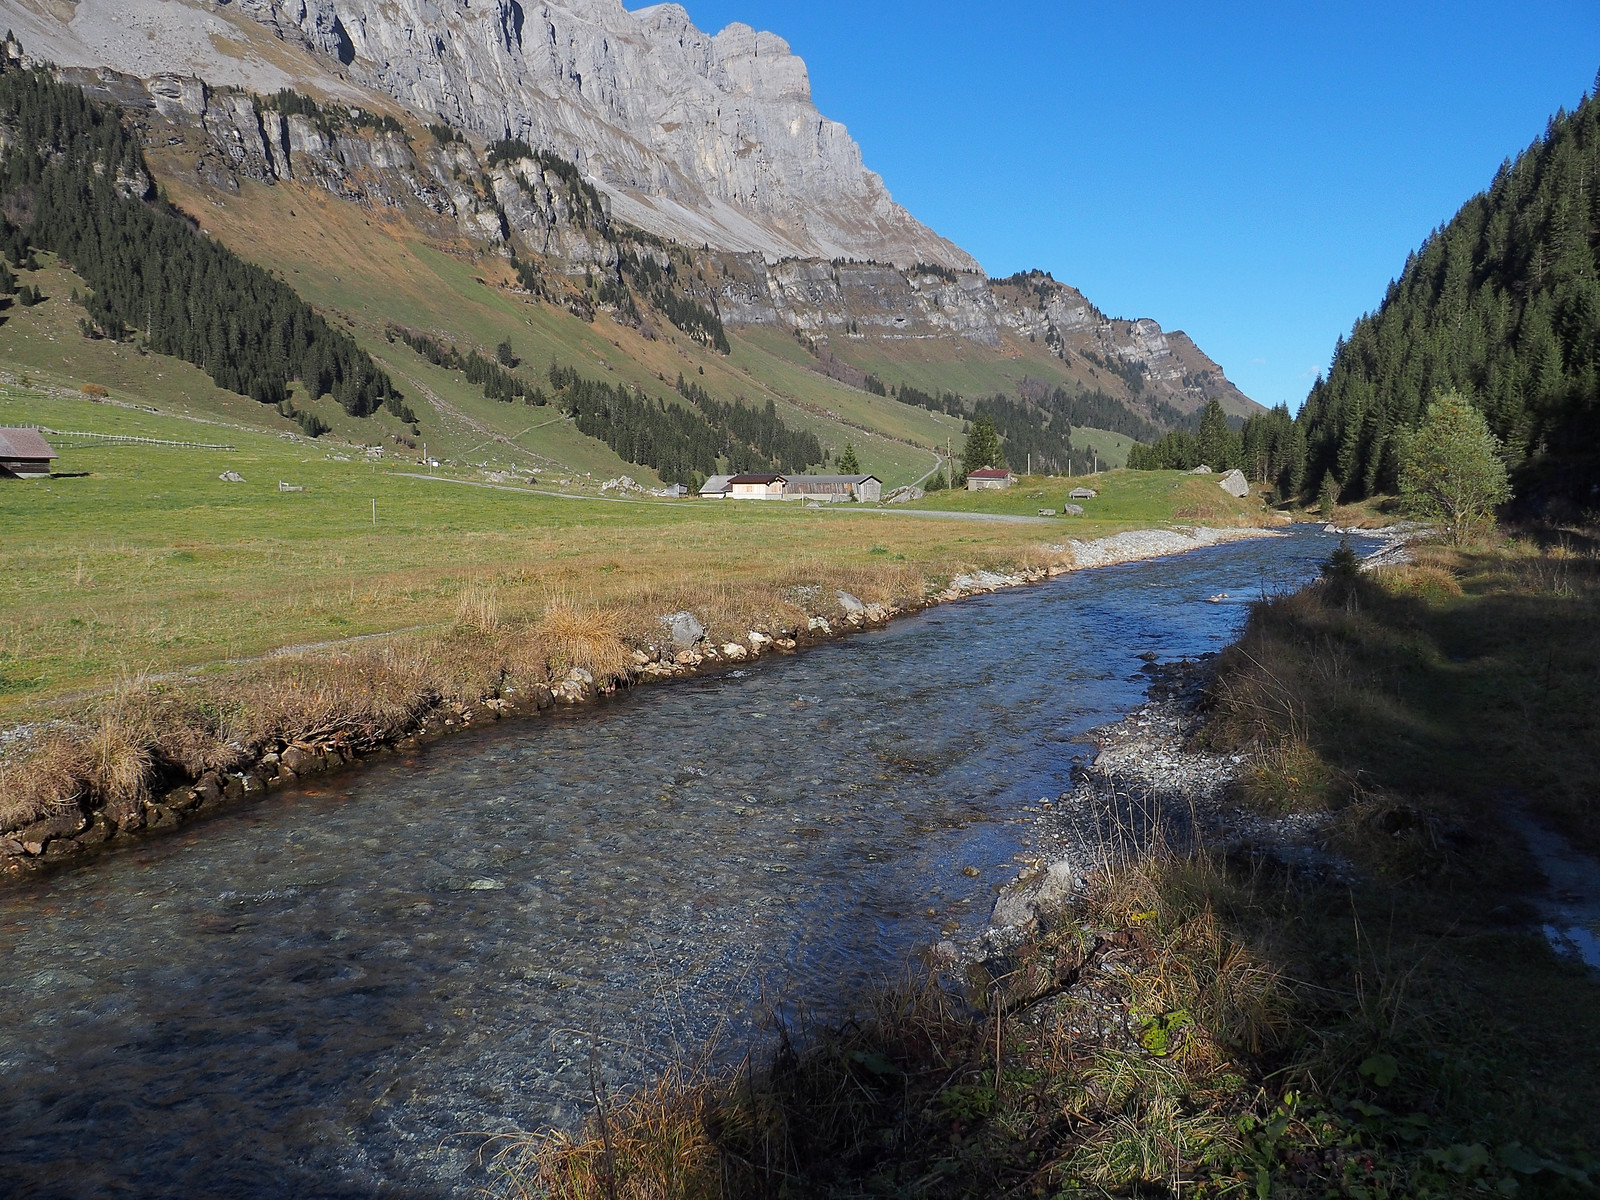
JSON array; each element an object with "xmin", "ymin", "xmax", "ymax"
[
  {"xmin": 983, "ymin": 658, "xmax": 1347, "ymax": 943},
  {"xmin": 0, "ymin": 527, "xmax": 1275, "ymax": 875}
]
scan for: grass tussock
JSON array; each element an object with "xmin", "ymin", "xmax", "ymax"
[{"xmin": 534, "ymin": 597, "xmax": 631, "ymax": 681}]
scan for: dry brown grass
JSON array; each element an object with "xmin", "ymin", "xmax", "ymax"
[
  {"xmin": 0, "ymin": 732, "xmax": 94, "ymax": 831},
  {"xmin": 454, "ymin": 580, "xmax": 502, "ymax": 634},
  {"xmin": 534, "ymin": 597, "xmax": 632, "ymax": 681}
]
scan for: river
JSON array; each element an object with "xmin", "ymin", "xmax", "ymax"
[{"xmin": 0, "ymin": 527, "xmax": 1365, "ymax": 1198}]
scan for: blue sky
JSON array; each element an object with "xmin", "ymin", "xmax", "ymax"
[{"xmin": 672, "ymin": 1, "xmax": 1600, "ymax": 412}]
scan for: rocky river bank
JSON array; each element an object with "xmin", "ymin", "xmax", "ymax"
[
  {"xmin": 965, "ymin": 654, "xmax": 1351, "ymax": 965},
  {"xmin": 0, "ymin": 524, "xmax": 1283, "ymax": 876}
]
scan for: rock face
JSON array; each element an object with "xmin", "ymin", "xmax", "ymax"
[{"xmin": 4, "ymin": 0, "xmax": 974, "ymax": 270}]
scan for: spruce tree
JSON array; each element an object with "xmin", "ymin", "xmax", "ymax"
[
  {"xmin": 961, "ymin": 415, "xmax": 1004, "ymax": 473},
  {"xmin": 836, "ymin": 442, "xmax": 861, "ymax": 473}
]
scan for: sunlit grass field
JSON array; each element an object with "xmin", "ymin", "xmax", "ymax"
[{"xmin": 0, "ymin": 383, "xmax": 1248, "ymax": 716}]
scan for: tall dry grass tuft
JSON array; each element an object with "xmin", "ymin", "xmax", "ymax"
[
  {"xmin": 455, "ymin": 580, "xmax": 502, "ymax": 634},
  {"xmin": 535, "ymin": 597, "xmax": 632, "ymax": 682},
  {"xmin": 0, "ymin": 731, "xmax": 95, "ymax": 832},
  {"xmin": 88, "ymin": 689, "xmax": 158, "ymax": 825}
]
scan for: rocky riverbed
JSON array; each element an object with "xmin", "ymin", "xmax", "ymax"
[{"xmin": 977, "ymin": 655, "xmax": 1351, "ymax": 954}]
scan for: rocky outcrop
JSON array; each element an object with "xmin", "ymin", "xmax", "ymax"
[{"xmin": 5, "ymin": 0, "xmax": 974, "ymax": 270}]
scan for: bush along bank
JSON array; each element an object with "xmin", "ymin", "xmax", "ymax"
[{"xmin": 503, "ymin": 530, "xmax": 1600, "ymax": 1199}]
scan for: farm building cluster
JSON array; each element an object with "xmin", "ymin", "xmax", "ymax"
[{"xmin": 699, "ymin": 473, "xmax": 883, "ymax": 502}]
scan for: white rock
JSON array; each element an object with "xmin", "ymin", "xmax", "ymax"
[
  {"xmin": 659, "ymin": 611, "xmax": 705, "ymax": 648},
  {"xmin": 1217, "ymin": 469, "xmax": 1249, "ymax": 498}
]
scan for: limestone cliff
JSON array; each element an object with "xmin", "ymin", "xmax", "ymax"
[{"xmin": 0, "ymin": 0, "xmax": 976, "ymax": 270}]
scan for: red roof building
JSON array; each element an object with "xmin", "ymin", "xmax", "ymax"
[{"xmin": 966, "ymin": 467, "xmax": 1013, "ymax": 491}]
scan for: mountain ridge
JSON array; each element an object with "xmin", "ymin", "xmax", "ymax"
[{"xmin": 0, "ymin": 0, "xmax": 978, "ymax": 271}]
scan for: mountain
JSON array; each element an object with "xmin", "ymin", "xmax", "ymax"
[
  {"xmin": 2, "ymin": 0, "xmax": 975, "ymax": 270},
  {"xmin": 1300, "ymin": 81, "xmax": 1600, "ymax": 508},
  {"xmin": 0, "ymin": 2, "xmax": 1258, "ymax": 485}
]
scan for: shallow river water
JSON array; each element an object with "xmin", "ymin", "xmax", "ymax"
[{"xmin": 0, "ymin": 528, "xmax": 1364, "ymax": 1198}]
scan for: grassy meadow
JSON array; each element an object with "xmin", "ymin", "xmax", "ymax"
[{"xmin": 0, "ymin": 378, "xmax": 1258, "ymax": 721}]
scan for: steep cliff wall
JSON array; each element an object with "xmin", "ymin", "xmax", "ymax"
[{"xmin": 0, "ymin": 0, "xmax": 975, "ymax": 270}]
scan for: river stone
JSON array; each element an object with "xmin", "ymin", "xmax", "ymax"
[
  {"xmin": 12, "ymin": 809, "xmax": 88, "ymax": 846},
  {"xmin": 280, "ymin": 746, "xmax": 320, "ymax": 775},
  {"xmin": 659, "ymin": 611, "xmax": 705, "ymax": 648},
  {"xmin": 1217, "ymin": 469, "xmax": 1249, "ymax": 498},
  {"xmin": 991, "ymin": 861, "xmax": 1082, "ymax": 929},
  {"xmin": 836, "ymin": 591, "xmax": 866, "ymax": 614},
  {"xmin": 0, "ymin": 836, "xmax": 24, "ymax": 856}
]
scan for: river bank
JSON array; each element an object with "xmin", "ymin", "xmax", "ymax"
[
  {"xmin": 0, "ymin": 522, "xmax": 1280, "ymax": 878},
  {"xmin": 518, "ymin": 525, "xmax": 1600, "ymax": 1200}
]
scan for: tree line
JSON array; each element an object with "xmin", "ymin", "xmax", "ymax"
[
  {"xmin": 1125, "ymin": 79, "xmax": 1600, "ymax": 510},
  {"xmin": 674, "ymin": 374, "xmax": 823, "ymax": 472},
  {"xmin": 1296, "ymin": 79, "xmax": 1600, "ymax": 507},
  {"xmin": 386, "ymin": 318, "xmax": 822, "ymax": 482},
  {"xmin": 1128, "ymin": 399, "xmax": 1304, "ymax": 488},
  {"xmin": 0, "ymin": 58, "xmax": 404, "ymax": 419},
  {"xmin": 388, "ymin": 325, "xmax": 539, "ymax": 407}
]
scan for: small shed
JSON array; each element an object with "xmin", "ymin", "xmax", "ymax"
[
  {"xmin": 1068, "ymin": 487, "xmax": 1098, "ymax": 500},
  {"xmin": 783, "ymin": 473, "xmax": 883, "ymax": 503},
  {"xmin": 0, "ymin": 428, "xmax": 55, "ymax": 478},
  {"xmin": 699, "ymin": 474, "xmax": 733, "ymax": 499},
  {"xmin": 727, "ymin": 472, "xmax": 788, "ymax": 500},
  {"xmin": 966, "ymin": 468, "xmax": 1013, "ymax": 491}
]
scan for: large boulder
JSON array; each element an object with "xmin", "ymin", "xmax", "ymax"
[
  {"xmin": 1217, "ymin": 469, "xmax": 1250, "ymax": 498},
  {"xmin": 659, "ymin": 611, "xmax": 706, "ymax": 648},
  {"xmin": 991, "ymin": 860, "xmax": 1081, "ymax": 929}
]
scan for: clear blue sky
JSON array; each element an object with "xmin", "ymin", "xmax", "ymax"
[{"xmin": 671, "ymin": 1, "xmax": 1600, "ymax": 412}]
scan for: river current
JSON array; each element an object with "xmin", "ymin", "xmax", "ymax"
[{"xmin": 0, "ymin": 528, "xmax": 1365, "ymax": 1198}]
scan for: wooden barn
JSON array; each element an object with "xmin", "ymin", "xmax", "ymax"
[
  {"xmin": 966, "ymin": 467, "xmax": 1013, "ymax": 491},
  {"xmin": 783, "ymin": 474, "xmax": 883, "ymax": 503},
  {"xmin": 0, "ymin": 428, "xmax": 55, "ymax": 478}
]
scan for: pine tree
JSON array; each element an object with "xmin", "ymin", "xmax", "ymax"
[
  {"xmin": 836, "ymin": 442, "xmax": 861, "ymax": 473},
  {"xmin": 1317, "ymin": 470, "xmax": 1341, "ymax": 516},
  {"xmin": 1195, "ymin": 399, "xmax": 1230, "ymax": 470},
  {"xmin": 961, "ymin": 415, "xmax": 1004, "ymax": 473}
]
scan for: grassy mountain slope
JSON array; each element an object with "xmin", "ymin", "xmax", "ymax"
[{"xmin": 154, "ymin": 170, "xmax": 947, "ymax": 485}]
